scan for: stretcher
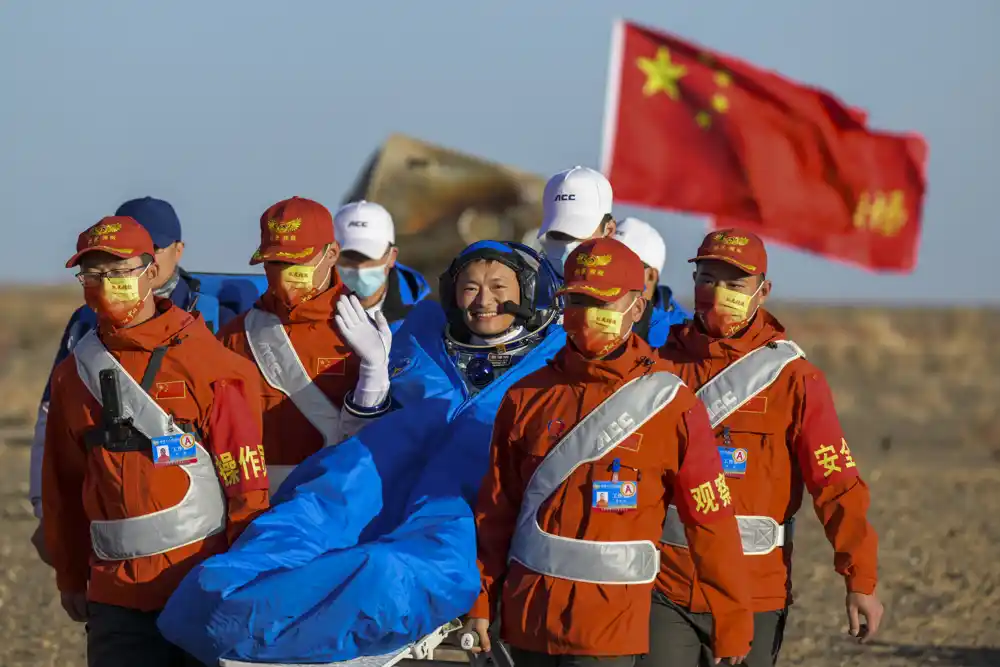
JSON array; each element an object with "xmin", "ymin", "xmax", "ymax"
[{"xmin": 218, "ymin": 619, "xmax": 478, "ymax": 667}]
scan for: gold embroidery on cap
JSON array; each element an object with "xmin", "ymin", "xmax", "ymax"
[
  {"xmin": 575, "ymin": 253, "xmax": 613, "ymax": 267},
  {"xmin": 86, "ymin": 246, "xmax": 134, "ymax": 255},
  {"xmin": 711, "ymin": 233, "xmax": 749, "ymax": 246},
  {"xmin": 90, "ymin": 222, "xmax": 123, "ymax": 236},
  {"xmin": 267, "ymin": 218, "xmax": 302, "ymax": 234},
  {"xmin": 575, "ymin": 285, "xmax": 621, "ymax": 298},
  {"xmin": 273, "ymin": 247, "xmax": 315, "ymax": 259}
]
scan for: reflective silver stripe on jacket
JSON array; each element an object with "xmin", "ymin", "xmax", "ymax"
[
  {"xmin": 73, "ymin": 331, "xmax": 226, "ymax": 561},
  {"xmin": 698, "ymin": 340, "xmax": 804, "ymax": 428},
  {"xmin": 661, "ymin": 340, "xmax": 804, "ymax": 553},
  {"xmin": 508, "ymin": 371, "xmax": 684, "ymax": 584},
  {"xmin": 660, "ymin": 504, "xmax": 795, "ymax": 556},
  {"xmin": 244, "ymin": 308, "xmax": 343, "ymax": 496}
]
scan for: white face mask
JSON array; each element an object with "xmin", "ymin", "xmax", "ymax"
[{"xmin": 541, "ymin": 238, "xmax": 581, "ymax": 278}]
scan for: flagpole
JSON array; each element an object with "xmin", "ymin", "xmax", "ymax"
[{"xmin": 600, "ymin": 17, "xmax": 625, "ymax": 177}]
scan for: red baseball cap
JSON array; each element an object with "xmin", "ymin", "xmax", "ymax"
[
  {"xmin": 557, "ymin": 237, "xmax": 646, "ymax": 303},
  {"xmin": 250, "ymin": 196, "xmax": 336, "ymax": 265},
  {"xmin": 689, "ymin": 228, "xmax": 768, "ymax": 275},
  {"xmin": 65, "ymin": 216, "xmax": 156, "ymax": 268}
]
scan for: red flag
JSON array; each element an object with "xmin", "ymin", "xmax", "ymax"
[
  {"xmin": 713, "ymin": 131, "xmax": 928, "ymax": 271},
  {"xmin": 601, "ymin": 19, "xmax": 928, "ymax": 272}
]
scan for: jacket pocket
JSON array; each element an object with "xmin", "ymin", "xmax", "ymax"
[{"xmin": 716, "ymin": 426, "xmax": 775, "ymax": 515}]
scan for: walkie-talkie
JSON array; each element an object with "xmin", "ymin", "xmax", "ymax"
[
  {"xmin": 99, "ymin": 369, "xmax": 124, "ymax": 428},
  {"xmin": 96, "ymin": 369, "xmax": 142, "ymax": 452}
]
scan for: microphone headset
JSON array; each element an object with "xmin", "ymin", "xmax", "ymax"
[{"xmin": 439, "ymin": 240, "xmax": 562, "ymax": 337}]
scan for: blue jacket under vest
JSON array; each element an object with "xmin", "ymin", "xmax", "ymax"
[
  {"xmin": 380, "ymin": 263, "xmax": 431, "ymax": 332},
  {"xmin": 639, "ymin": 285, "xmax": 693, "ymax": 349}
]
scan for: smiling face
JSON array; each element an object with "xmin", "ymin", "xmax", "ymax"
[{"xmin": 455, "ymin": 259, "xmax": 521, "ymax": 336}]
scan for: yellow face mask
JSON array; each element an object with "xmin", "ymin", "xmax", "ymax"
[
  {"xmin": 565, "ymin": 298, "xmax": 638, "ymax": 359},
  {"xmin": 281, "ymin": 264, "xmax": 316, "ymax": 289},
  {"xmin": 103, "ymin": 275, "xmax": 142, "ymax": 303},
  {"xmin": 715, "ymin": 286, "xmax": 753, "ymax": 318},
  {"xmin": 267, "ymin": 263, "xmax": 324, "ymax": 308},
  {"xmin": 585, "ymin": 307, "xmax": 626, "ymax": 334},
  {"xmin": 82, "ymin": 266, "xmax": 152, "ymax": 328},
  {"xmin": 695, "ymin": 282, "xmax": 763, "ymax": 338}
]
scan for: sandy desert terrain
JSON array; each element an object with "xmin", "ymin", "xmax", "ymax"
[{"xmin": 1, "ymin": 286, "xmax": 998, "ymax": 667}]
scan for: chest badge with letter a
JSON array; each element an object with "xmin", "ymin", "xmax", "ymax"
[{"xmin": 718, "ymin": 446, "xmax": 749, "ymax": 477}]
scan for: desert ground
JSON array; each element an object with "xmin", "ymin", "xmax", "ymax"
[{"xmin": 1, "ymin": 286, "xmax": 998, "ymax": 667}]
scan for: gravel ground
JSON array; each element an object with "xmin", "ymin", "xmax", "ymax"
[{"xmin": 2, "ymin": 439, "xmax": 998, "ymax": 667}]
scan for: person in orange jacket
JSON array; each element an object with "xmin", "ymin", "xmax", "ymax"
[
  {"xmin": 217, "ymin": 196, "xmax": 393, "ymax": 497},
  {"xmin": 465, "ymin": 237, "xmax": 754, "ymax": 667},
  {"xmin": 42, "ymin": 216, "xmax": 270, "ymax": 667},
  {"xmin": 648, "ymin": 229, "xmax": 884, "ymax": 667}
]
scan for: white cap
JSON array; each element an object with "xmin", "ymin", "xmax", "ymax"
[
  {"xmin": 334, "ymin": 200, "xmax": 395, "ymax": 259},
  {"xmin": 614, "ymin": 217, "xmax": 666, "ymax": 274},
  {"xmin": 538, "ymin": 166, "xmax": 614, "ymax": 240}
]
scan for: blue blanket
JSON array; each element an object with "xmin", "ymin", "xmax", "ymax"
[{"xmin": 157, "ymin": 300, "xmax": 565, "ymax": 665}]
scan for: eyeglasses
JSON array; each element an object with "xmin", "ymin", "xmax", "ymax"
[{"xmin": 76, "ymin": 264, "xmax": 149, "ymax": 286}]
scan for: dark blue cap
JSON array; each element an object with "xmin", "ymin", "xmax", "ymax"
[{"xmin": 114, "ymin": 197, "xmax": 182, "ymax": 249}]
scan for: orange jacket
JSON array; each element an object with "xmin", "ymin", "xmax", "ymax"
[
  {"xmin": 470, "ymin": 335, "xmax": 753, "ymax": 657},
  {"xmin": 217, "ymin": 281, "xmax": 361, "ymax": 468},
  {"xmin": 656, "ymin": 309, "xmax": 879, "ymax": 613},
  {"xmin": 42, "ymin": 300, "xmax": 269, "ymax": 611}
]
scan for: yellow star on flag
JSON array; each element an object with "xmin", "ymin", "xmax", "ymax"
[{"xmin": 637, "ymin": 47, "xmax": 687, "ymax": 100}]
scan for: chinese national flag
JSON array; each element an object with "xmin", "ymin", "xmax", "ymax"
[{"xmin": 601, "ymin": 19, "xmax": 929, "ymax": 272}]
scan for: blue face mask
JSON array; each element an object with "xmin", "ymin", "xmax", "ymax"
[
  {"xmin": 339, "ymin": 264, "xmax": 389, "ymax": 298},
  {"xmin": 541, "ymin": 238, "xmax": 581, "ymax": 278}
]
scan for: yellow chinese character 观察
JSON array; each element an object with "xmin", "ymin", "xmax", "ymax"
[
  {"xmin": 839, "ymin": 438, "xmax": 856, "ymax": 468},
  {"xmin": 691, "ymin": 481, "xmax": 719, "ymax": 514},
  {"xmin": 714, "ymin": 473, "xmax": 732, "ymax": 507},
  {"xmin": 813, "ymin": 444, "xmax": 842, "ymax": 478},
  {"xmin": 215, "ymin": 452, "xmax": 240, "ymax": 487}
]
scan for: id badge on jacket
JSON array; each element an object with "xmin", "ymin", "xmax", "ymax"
[
  {"xmin": 592, "ymin": 457, "xmax": 639, "ymax": 512},
  {"xmin": 718, "ymin": 427, "xmax": 748, "ymax": 477},
  {"xmin": 152, "ymin": 432, "xmax": 198, "ymax": 466}
]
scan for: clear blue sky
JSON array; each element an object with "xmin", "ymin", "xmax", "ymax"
[{"xmin": 2, "ymin": 0, "xmax": 996, "ymax": 303}]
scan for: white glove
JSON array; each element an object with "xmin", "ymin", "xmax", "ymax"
[{"xmin": 335, "ymin": 294, "xmax": 392, "ymax": 408}]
